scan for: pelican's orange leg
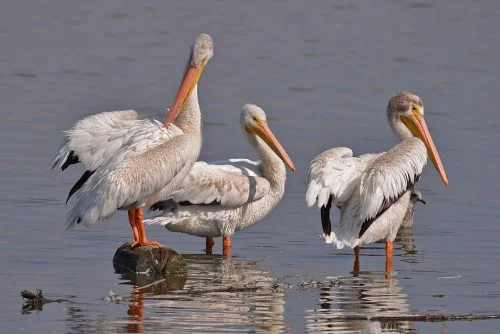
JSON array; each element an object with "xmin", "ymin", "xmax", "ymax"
[
  {"xmin": 222, "ymin": 236, "xmax": 231, "ymax": 257},
  {"xmin": 385, "ymin": 241, "xmax": 393, "ymax": 279},
  {"xmin": 206, "ymin": 237, "xmax": 214, "ymax": 255},
  {"xmin": 353, "ymin": 245, "xmax": 361, "ymax": 274},
  {"xmin": 133, "ymin": 208, "xmax": 161, "ymax": 247},
  {"xmin": 128, "ymin": 209, "xmax": 140, "ymax": 247}
]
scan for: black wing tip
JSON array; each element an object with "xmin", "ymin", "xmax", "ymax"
[
  {"xmin": 66, "ymin": 170, "xmax": 95, "ymax": 203},
  {"xmin": 149, "ymin": 202, "xmax": 166, "ymax": 211},
  {"xmin": 149, "ymin": 200, "xmax": 221, "ymax": 213},
  {"xmin": 149, "ymin": 200, "xmax": 179, "ymax": 212},
  {"xmin": 320, "ymin": 196, "xmax": 333, "ymax": 236},
  {"xmin": 359, "ymin": 220, "xmax": 371, "ymax": 238},
  {"xmin": 60, "ymin": 151, "xmax": 80, "ymax": 171}
]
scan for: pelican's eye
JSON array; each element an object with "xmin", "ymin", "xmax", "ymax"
[{"xmin": 411, "ymin": 104, "xmax": 421, "ymax": 117}]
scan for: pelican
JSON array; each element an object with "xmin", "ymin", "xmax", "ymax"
[
  {"xmin": 145, "ymin": 104, "xmax": 296, "ymax": 256},
  {"xmin": 401, "ymin": 188, "xmax": 425, "ymax": 229},
  {"xmin": 51, "ymin": 33, "xmax": 214, "ymax": 247},
  {"xmin": 306, "ymin": 92, "xmax": 447, "ymax": 274}
]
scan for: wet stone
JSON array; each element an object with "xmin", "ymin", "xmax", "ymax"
[{"xmin": 113, "ymin": 242, "xmax": 187, "ymax": 290}]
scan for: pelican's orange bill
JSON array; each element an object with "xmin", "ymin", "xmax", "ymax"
[
  {"xmin": 163, "ymin": 58, "xmax": 206, "ymax": 126},
  {"xmin": 253, "ymin": 121, "xmax": 296, "ymax": 172},
  {"xmin": 402, "ymin": 112, "xmax": 448, "ymax": 186}
]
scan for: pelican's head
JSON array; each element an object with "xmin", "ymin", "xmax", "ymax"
[
  {"xmin": 241, "ymin": 104, "xmax": 296, "ymax": 172},
  {"xmin": 164, "ymin": 33, "xmax": 214, "ymax": 125},
  {"xmin": 387, "ymin": 91, "xmax": 448, "ymax": 186},
  {"xmin": 190, "ymin": 33, "xmax": 214, "ymax": 67},
  {"xmin": 410, "ymin": 189, "xmax": 426, "ymax": 205}
]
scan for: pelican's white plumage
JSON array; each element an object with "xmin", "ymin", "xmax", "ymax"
[
  {"xmin": 305, "ymin": 147, "xmax": 381, "ymax": 207},
  {"xmin": 168, "ymin": 159, "xmax": 270, "ymax": 206},
  {"xmin": 306, "ymin": 92, "xmax": 448, "ymax": 271},
  {"xmin": 359, "ymin": 137, "xmax": 427, "ymax": 222},
  {"xmin": 146, "ymin": 104, "xmax": 296, "ymax": 252},
  {"xmin": 307, "ymin": 138, "xmax": 426, "ymax": 248},
  {"xmin": 51, "ymin": 33, "xmax": 214, "ymax": 246},
  {"xmin": 65, "ymin": 106, "xmax": 201, "ymax": 228},
  {"xmin": 51, "ymin": 110, "xmax": 183, "ymax": 172}
]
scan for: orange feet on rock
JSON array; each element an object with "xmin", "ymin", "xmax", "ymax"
[
  {"xmin": 131, "ymin": 239, "xmax": 161, "ymax": 248},
  {"xmin": 128, "ymin": 209, "xmax": 140, "ymax": 245},
  {"xmin": 129, "ymin": 208, "xmax": 161, "ymax": 248}
]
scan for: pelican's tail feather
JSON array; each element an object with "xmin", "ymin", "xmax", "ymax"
[
  {"xmin": 144, "ymin": 215, "xmax": 174, "ymax": 226},
  {"xmin": 323, "ymin": 224, "xmax": 361, "ymax": 250},
  {"xmin": 51, "ymin": 143, "xmax": 71, "ymax": 170}
]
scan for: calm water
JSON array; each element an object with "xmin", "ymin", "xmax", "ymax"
[{"xmin": 1, "ymin": 0, "xmax": 500, "ymax": 333}]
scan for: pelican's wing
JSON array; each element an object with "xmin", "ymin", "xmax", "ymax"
[
  {"xmin": 207, "ymin": 158, "xmax": 262, "ymax": 176},
  {"xmin": 51, "ymin": 110, "xmax": 182, "ymax": 171},
  {"xmin": 359, "ymin": 137, "xmax": 427, "ymax": 222},
  {"xmin": 306, "ymin": 147, "xmax": 379, "ymax": 207},
  {"xmin": 169, "ymin": 159, "xmax": 270, "ymax": 207},
  {"xmin": 65, "ymin": 133, "xmax": 199, "ymax": 229}
]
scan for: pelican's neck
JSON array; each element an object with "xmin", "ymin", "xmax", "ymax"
[
  {"xmin": 174, "ymin": 84, "xmax": 201, "ymax": 134},
  {"xmin": 252, "ymin": 135, "xmax": 287, "ymax": 191},
  {"xmin": 388, "ymin": 114, "xmax": 413, "ymax": 142}
]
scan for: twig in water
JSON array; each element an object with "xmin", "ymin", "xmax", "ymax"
[{"xmin": 21, "ymin": 289, "xmax": 66, "ymax": 314}]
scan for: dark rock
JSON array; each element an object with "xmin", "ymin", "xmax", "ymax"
[{"xmin": 113, "ymin": 242, "xmax": 187, "ymax": 292}]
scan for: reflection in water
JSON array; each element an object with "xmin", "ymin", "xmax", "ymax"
[
  {"xmin": 114, "ymin": 259, "xmax": 187, "ymax": 334},
  {"xmin": 63, "ymin": 255, "xmax": 285, "ymax": 333},
  {"xmin": 146, "ymin": 255, "xmax": 286, "ymax": 333},
  {"xmin": 396, "ymin": 190, "xmax": 425, "ymax": 261},
  {"xmin": 306, "ymin": 275, "xmax": 415, "ymax": 334},
  {"xmin": 395, "ymin": 226, "xmax": 417, "ymax": 257}
]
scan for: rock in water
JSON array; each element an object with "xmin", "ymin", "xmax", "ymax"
[{"xmin": 113, "ymin": 243, "xmax": 187, "ymax": 291}]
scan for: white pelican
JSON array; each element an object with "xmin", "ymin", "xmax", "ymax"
[
  {"xmin": 145, "ymin": 104, "xmax": 296, "ymax": 256},
  {"xmin": 306, "ymin": 92, "xmax": 448, "ymax": 274},
  {"xmin": 51, "ymin": 33, "xmax": 214, "ymax": 247}
]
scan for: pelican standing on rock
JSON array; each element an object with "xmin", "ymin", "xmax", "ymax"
[
  {"xmin": 306, "ymin": 92, "xmax": 447, "ymax": 274},
  {"xmin": 51, "ymin": 33, "xmax": 214, "ymax": 247},
  {"xmin": 145, "ymin": 104, "xmax": 296, "ymax": 256}
]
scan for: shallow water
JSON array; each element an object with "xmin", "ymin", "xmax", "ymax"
[{"xmin": 2, "ymin": 0, "xmax": 500, "ymax": 333}]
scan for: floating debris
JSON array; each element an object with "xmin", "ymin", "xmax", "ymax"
[
  {"xmin": 297, "ymin": 278, "xmax": 340, "ymax": 289},
  {"xmin": 21, "ymin": 289, "xmax": 66, "ymax": 314},
  {"xmin": 103, "ymin": 290, "xmax": 123, "ymax": 303},
  {"xmin": 437, "ymin": 275, "xmax": 462, "ymax": 279}
]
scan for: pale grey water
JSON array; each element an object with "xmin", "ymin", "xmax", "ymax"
[{"xmin": 1, "ymin": 0, "xmax": 500, "ymax": 333}]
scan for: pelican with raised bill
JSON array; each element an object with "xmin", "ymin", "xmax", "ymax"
[
  {"xmin": 51, "ymin": 33, "xmax": 214, "ymax": 247},
  {"xmin": 145, "ymin": 104, "xmax": 296, "ymax": 256},
  {"xmin": 305, "ymin": 92, "xmax": 447, "ymax": 275}
]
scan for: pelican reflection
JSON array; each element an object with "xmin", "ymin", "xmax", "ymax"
[
  {"xmin": 129, "ymin": 255, "xmax": 286, "ymax": 333},
  {"xmin": 306, "ymin": 275, "xmax": 416, "ymax": 334}
]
